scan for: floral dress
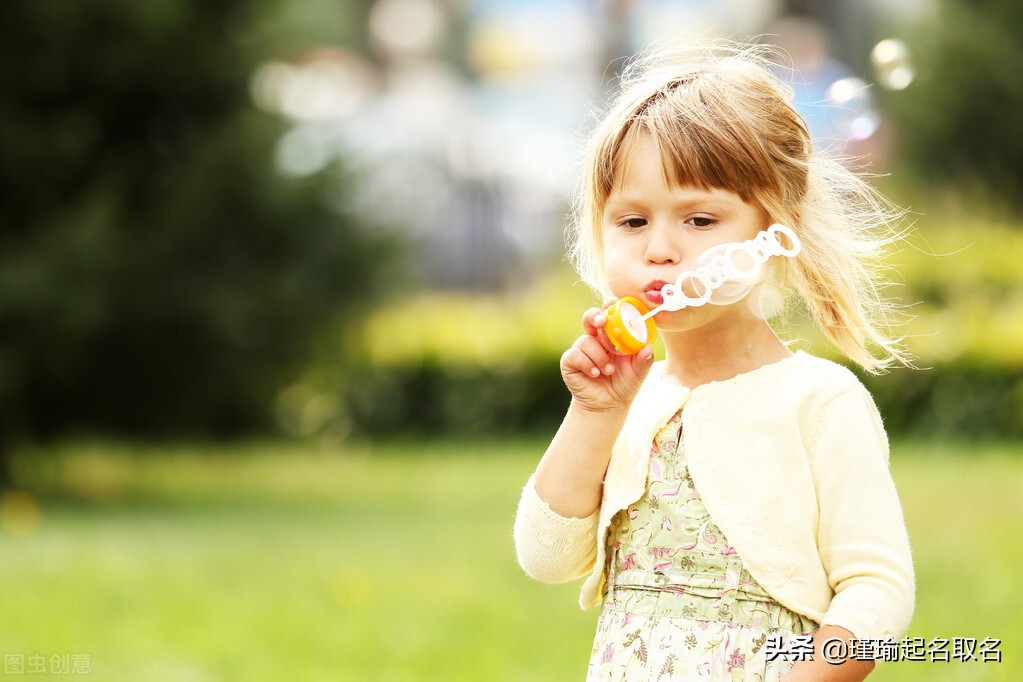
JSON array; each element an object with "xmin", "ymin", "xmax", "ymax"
[{"xmin": 587, "ymin": 409, "xmax": 818, "ymax": 681}]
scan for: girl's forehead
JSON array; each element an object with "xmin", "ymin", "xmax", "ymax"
[
  {"xmin": 611, "ymin": 131, "xmax": 656, "ymax": 185},
  {"xmin": 605, "ymin": 180, "xmax": 749, "ymax": 212},
  {"xmin": 609, "ymin": 124, "xmax": 716, "ymax": 193},
  {"xmin": 604, "ymin": 129, "xmax": 768, "ymax": 217},
  {"xmin": 610, "ymin": 128, "xmax": 716, "ymax": 196}
]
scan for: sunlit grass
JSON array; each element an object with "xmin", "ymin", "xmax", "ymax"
[{"xmin": 1, "ymin": 438, "xmax": 1019, "ymax": 680}]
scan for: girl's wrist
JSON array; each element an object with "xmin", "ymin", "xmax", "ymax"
[
  {"xmin": 567, "ymin": 397, "xmax": 631, "ymax": 421},
  {"xmin": 561, "ymin": 399, "xmax": 631, "ymax": 452}
]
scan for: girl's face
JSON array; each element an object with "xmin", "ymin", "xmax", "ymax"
[{"xmin": 601, "ymin": 131, "xmax": 771, "ymax": 334}]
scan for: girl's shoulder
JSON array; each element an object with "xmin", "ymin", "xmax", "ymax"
[
  {"xmin": 780, "ymin": 353, "xmax": 888, "ymax": 441},
  {"xmin": 784, "ymin": 350, "xmax": 864, "ymax": 390},
  {"xmin": 773, "ymin": 351, "xmax": 877, "ymax": 412}
]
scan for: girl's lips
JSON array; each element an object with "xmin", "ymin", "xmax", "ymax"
[
  {"xmin": 642, "ymin": 280, "xmax": 669, "ymax": 307},
  {"xmin": 644, "ymin": 290, "xmax": 664, "ymax": 306}
]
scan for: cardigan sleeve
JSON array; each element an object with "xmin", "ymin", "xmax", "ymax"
[
  {"xmin": 513, "ymin": 474, "xmax": 599, "ymax": 583},
  {"xmin": 807, "ymin": 384, "xmax": 915, "ymax": 642}
]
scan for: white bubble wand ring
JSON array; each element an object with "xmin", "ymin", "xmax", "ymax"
[{"xmin": 603, "ymin": 224, "xmax": 802, "ymax": 354}]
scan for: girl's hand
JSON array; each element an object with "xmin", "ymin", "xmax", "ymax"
[{"xmin": 560, "ymin": 298, "xmax": 655, "ymax": 412}]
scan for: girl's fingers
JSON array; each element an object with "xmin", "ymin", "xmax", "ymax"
[
  {"xmin": 626, "ymin": 345, "xmax": 656, "ymax": 379},
  {"xmin": 577, "ymin": 335, "xmax": 615, "ymax": 375},
  {"xmin": 561, "ymin": 347, "xmax": 601, "ymax": 378},
  {"xmin": 595, "ymin": 325, "xmax": 616, "ymax": 354},
  {"xmin": 582, "ymin": 296, "xmax": 620, "ymax": 335},
  {"xmin": 562, "ymin": 336, "xmax": 614, "ymax": 377},
  {"xmin": 581, "ymin": 307, "xmax": 606, "ymax": 336},
  {"xmin": 583, "ymin": 300, "xmax": 624, "ymax": 354}
]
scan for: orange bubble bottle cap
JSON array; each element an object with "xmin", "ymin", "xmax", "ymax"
[{"xmin": 604, "ymin": 296, "xmax": 657, "ymax": 355}]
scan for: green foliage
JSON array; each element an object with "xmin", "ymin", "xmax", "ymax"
[
  {"xmin": 0, "ymin": 1, "xmax": 393, "ymax": 465},
  {"xmin": 850, "ymin": 215, "xmax": 1023, "ymax": 438},
  {"xmin": 885, "ymin": 0, "xmax": 1023, "ymax": 207},
  {"xmin": 345, "ymin": 359, "xmax": 569, "ymax": 436}
]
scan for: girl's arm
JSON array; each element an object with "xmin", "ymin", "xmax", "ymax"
[
  {"xmin": 809, "ymin": 384, "xmax": 914, "ymax": 636},
  {"xmin": 533, "ymin": 303, "xmax": 654, "ymax": 517},
  {"xmin": 513, "ymin": 304, "xmax": 654, "ymax": 582},
  {"xmin": 792, "ymin": 383, "xmax": 914, "ymax": 678},
  {"xmin": 532, "ymin": 399, "xmax": 630, "ymax": 518},
  {"xmin": 511, "ymin": 400, "xmax": 629, "ymax": 584},
  {"xmin": 782, "ymin": 625, "xmax": 875, "ymax": 681}
]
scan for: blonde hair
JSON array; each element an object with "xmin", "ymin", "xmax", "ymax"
[{"xmin": 570, "ymin": 42, "xmax": 911, "ymax": 373}]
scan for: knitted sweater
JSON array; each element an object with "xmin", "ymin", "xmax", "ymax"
[{"xmin": 513, "ymin": 350, "xmax": 914, "ymax": 642}]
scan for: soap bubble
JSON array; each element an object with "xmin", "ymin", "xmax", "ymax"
[
  {"xmin": 826, "ymin": 77, "xmax": 879, "ymax": 141},
  {"xmin": 871, "ymin": 39, "xmax": 915, "ymax": 90}
]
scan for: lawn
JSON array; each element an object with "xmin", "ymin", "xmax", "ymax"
[{"xmin": 0, "ymin": 438, "xmax": 1018, "ymax": 680}]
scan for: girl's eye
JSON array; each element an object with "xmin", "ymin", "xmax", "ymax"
[
  {"xmin": 688, "ymin": 216, "xmax": 717, "ymax": 229},
  {"xmin": 620, "ymin": 217, "xmax": 647, "ymax": 230}
]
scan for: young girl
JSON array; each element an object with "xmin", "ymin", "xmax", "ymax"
[{"xmin": 513, "ymin": 44, "xmax": 914, "ymax": 681}]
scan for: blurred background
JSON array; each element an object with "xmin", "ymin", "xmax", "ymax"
[{"xmin": 1, "ymin": 0, "xmax": 1021, "ymax": 680}]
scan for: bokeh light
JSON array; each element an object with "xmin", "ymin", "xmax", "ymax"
[
  {"xmin": 872, "ymin": 38, "xmax": 915, "ymax": 90},
  {"xmin": 369, "ymin": 0, "xmax": 446, "ymax": 58},
  {"xmin": 826, "ymin": 76, "xmax": 880, "ymax": 141}
]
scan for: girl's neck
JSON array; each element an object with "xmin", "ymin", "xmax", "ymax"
[{"xmin": 660, "ymin": 316, "xmax": 792, "ymax": 390}]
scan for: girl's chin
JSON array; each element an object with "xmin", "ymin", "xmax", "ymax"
[
  {"xmin": 655, "ymin": 305, "xmax": 769, "ymax": 335},
  {"xmin": 649, "ymin": 308, "xmax": 697, "ymax": 327},
  {"xmin": 652, "ymin": 306, "xmax": 730, "ymax": 331}
]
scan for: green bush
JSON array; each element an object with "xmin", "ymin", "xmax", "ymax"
[{"xmin": 0, "ymin": 1, "xmax": 394, "ymax": 483}]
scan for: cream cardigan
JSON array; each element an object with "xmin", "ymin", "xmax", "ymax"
[{"xmin": 513, "ymin": 350, "xmax": 914, "ymax": 642}]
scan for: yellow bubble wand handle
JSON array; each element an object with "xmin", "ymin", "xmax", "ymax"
[{"xmin": 604, "ymin": 296, "xmax": 658, "ymax": 355}]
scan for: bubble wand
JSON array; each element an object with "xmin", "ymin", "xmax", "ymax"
[{"xmin": 603, "ymin": 224, "xmax": 802, "ymax": 354}]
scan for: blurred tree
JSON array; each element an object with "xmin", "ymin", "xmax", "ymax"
[
  {"xmin": 0, "ymin": 1, "xmax": 393, "ymax": 486},
  {"xmin": 888, "ymin": 0, "xmax": 1023, "ymax": 209}
]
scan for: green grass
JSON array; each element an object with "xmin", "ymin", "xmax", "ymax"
[{"xmin": 0, "ymin": 438, "xmax": 1019, "ymax": 680}]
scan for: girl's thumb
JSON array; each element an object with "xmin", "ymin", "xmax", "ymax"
[{"xmin": 630, "ymin": 345, "xmax": 655, "ymax": 379}]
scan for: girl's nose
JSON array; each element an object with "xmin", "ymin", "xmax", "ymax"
[{"xmin": 644, "ymin": 224, "xmax": 681, "ymax": 265}]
